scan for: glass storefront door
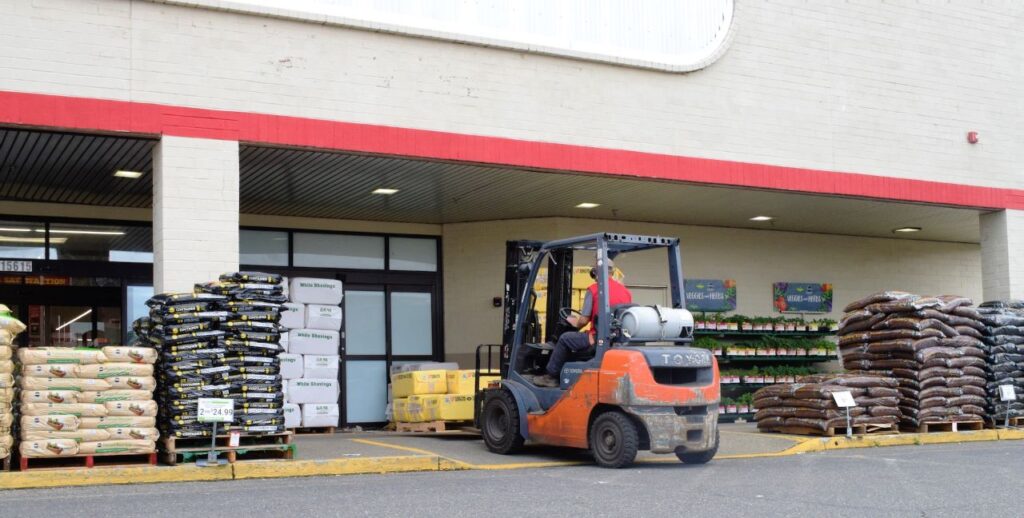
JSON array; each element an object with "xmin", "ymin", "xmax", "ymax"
[{"xmin": 342, "ymin": 284, "xmax": 439, "ymax": 425}]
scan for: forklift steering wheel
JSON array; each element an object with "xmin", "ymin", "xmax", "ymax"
[{"xmin": 558, "ymin": 307, "xmax": 583, "ymax": 324}]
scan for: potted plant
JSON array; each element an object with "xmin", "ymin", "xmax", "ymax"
[
  {"xmin": 726, "ymin": 398, "xmax": 737, "ymax": 414},
  {"xmin": 738, "ymin": 315, "xmax": 753, "ymax": 331},
  {"xmin": 818, "ymin": 318, "xmax": 837, "ymax": 333}
]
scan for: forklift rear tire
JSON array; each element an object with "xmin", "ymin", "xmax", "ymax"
[
  {"xmin": 675, "ymin": 430, "xmax": 719, "ymax": 464},
  {"xmin": 589, "ymin": 411, "xmax": 639, "ymax": 469},
  {"xmin": 482, "ymin": 390, "xmax": 525, "ymax": 454}
]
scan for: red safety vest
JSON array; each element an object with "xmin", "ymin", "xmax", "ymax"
[{"xmin": 586, "ymin": 279, "xmax": 633, "ymax": 336}]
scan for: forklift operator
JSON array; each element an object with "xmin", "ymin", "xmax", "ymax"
[{"xmin": 533, "ymin": 259, "xmax": 633, "ymax": 388}]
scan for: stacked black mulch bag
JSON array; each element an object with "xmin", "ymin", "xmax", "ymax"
[
  {"xmin": 977, "ymin": 300, "xmax": 1024, "ymax": 423},
  {"xmin": 140, "ymin": 272, "xmax": 287, "ymax": 438}
]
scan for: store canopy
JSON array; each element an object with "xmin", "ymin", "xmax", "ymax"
[
  {"xmin": 0, "ymin": 128, "xmax": 985, "ymax": 243},
  {"xmin": 239, "ymin": 145, "xmax": 983, "ymax": 243}
]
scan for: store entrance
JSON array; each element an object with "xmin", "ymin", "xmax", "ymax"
[{"xmin": 0, "ymin": 283, "xmax": 123, "ymax": 347}]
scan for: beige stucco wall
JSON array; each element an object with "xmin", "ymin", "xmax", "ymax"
[
  {"xmin": 0, "ymin": 0, "xmax": 1020, "ymax": 190},
  {"xmin": 441, "ymin": 218, "xmax": 982, "ymax": 367}
]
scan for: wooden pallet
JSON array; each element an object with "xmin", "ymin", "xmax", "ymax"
[
  {"xmin": 160, "ymin": 432, "xmax": 294, "ymax": 466},
  {"xmin": 760, "ymin": 423, "xmax": 897, "ymax": 437},
  {"xmin": 988, "ymin": 416, "xmax": 1024, "ymax": 428},
  {"xmin": 291, "ymin": 426, "xmax": 336, "ymax": 435},
  {"xmin": 394, "ymin": 420, "xmax": 473, "ymax": 433},
  {"xmin": 912, "ymin": 420, "xmax": 985, "ymax": 433},
  {"xmin": 20, "ymin": 452, "xmax": 157, "ymax": 471}
]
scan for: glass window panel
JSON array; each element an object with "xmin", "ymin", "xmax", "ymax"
[
  {"xmin": 294, "ymin": 233, "xmax": 384, "ymax": 270},
  {"xmin": 48, "ymin": 223, "xmax": 152, "ymax": 262},
  {"xmin": 126, "ymin": 285, "xmax": 153, "ymax": 343},
  {"xmin": 240, "ymin": 229, "xmax": 289, "ymax": 266},
  {"xmin": 345, "ymin": 361, "xmax": 387, "ymax": 423},
  {"xmin": 45, "ymin": 306, "xmax": 93, "ymax": 347},
  {"xmin": 388, "ymin": 237, "xmax": 437, "ymax": 272},
  {"xmin": 94, "ymin": 307, "xmax": 121, "ymax": 347},
  {"xmin": 390, "ymin": 291, "xmax": 432, "ymax": 356},
  {"xmin": 344, "ymin": 290, "xmax": 386, "ymax": 355},
  {"xmin": 0, "ymin": 220, "xmax": 44, "ymax": 259}
]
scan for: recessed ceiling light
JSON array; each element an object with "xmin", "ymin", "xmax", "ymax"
[
  {"xmin": 893, "ymin": 227, "xmax": 922, "ymax": 233},
  {"xmin": 49, "ymin": 229, "xmax": 126, "ymax": 236},
  {"xmin": 0, "ymin": 227, "xmax": 31, "ymax": 233},
  {"xmin": 750, "ymin": 216, "xmax": 773, "ymax": 221},
  {"xmin": 575, "ymin": 202, "xmax": 601, "ymax": 209},
  {"xmin": 114, "ymin": 170, "xmax": 144, "ymax": 179},
  {"xmin": 372, "ymin": 188, "xmax": 399, "ymax": 195}
]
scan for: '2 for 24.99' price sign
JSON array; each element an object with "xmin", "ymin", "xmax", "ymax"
[{"xmin": 197, "ymin": 398, "xmax": 235, "ymax": 423}]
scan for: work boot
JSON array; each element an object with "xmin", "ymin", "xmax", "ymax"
[{"xmin": 533, "ymin": 374, "xmax": 559, "ymax": 388}]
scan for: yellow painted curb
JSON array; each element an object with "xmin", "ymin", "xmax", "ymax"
[
  {"xmin": 0, "ymin": 464, "xmax": 233, "ymax": 490},
  {"xmin": 232, "ymin": 455, "xmax": 443, "ymax": 480}
]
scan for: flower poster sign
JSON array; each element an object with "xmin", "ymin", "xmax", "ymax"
[
  {"xmin": 773, "ymin": 282, "xmax": 833, "ymax": 313},
  {"xmin": 684, "ymin": 279, "xmax": 737, "ymax": 312}
]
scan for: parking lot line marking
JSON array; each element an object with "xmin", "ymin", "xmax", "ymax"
[{"xmin": 350, "ymin": 438, "xmax": 441, "ymax": 457}]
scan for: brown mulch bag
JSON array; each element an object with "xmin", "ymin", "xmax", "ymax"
[
  {"xmin": 840, "ymin": 352, "xmax": 890, "ymax": 362},
  {"xmin": 752, "ymin": 396, "xmax": 834, "ymax": 410},
  {"xmin": 837, "ymin": 313, "xmax": 887, "ymax": 335},
  {"xmin": 951, "ymin": 306, "xmax": 983, "ymax": 320},
  {"xmin": 866, "ymin": 387, "xmax": 900, "ymax": 398},
  {"xmin": 837, "ymin": 329, "xmax": 936, "ymax": 347},
  {"xmin": 915, "ymin": 347, "xmax": 984, "ymax": 362},
  {"xmin": 854, "ymin": 396, "xmax": 899, "ymax": 407},
  {"xmin": 756, "ymin": 417, "xmax": 786, "ymax": 429},
  {"xmin": 942, "ymin": 315, "xmax": 985, "ymax": 332},
  {"xmin": 946, "ymin": 375, "xmax": 987, "ymax": 388},
  {"xmin": 871, "ymin": 317, "xmax": 957, "ymax": 337},
  {"xmin": 919, "ymin": 406, "xmax": 985, "ymax": 420},
  {"xmin": 921, "ymin": 357, "xmax": 986, "ymax": 369},
  {"xmin": 935, "ymin": 295, "xmax": 973, "ymax": 312},
  {"xmin": 954, "ymin": 326, "xmax": 984, "ymax": 339},
  {"xmin": 840, "ymin": 309, "xmax": 874, "ymax": 326},
  {"xmin": 844, "ymin": 291, "xmax": 918, "ymax": 312},
  {"xmin": 798, "ymin": 374, "xmax": 899, "ymax": 389},
  {"xmin": 940, "ymin": 336, "xmax": 985, "ymax": 349},
  {"xmin": 864, "ymin": 297, "xmax": 942, "ymax": 314},
  {"xmin": 754, "ymin": 384, "xmax": 866, "ymax": 400},
  {"xmin": 868, "ymin": 406, "xmax": 901, "ymax": 417},
  {"xmin": 900, "ymin": 405, "xmax": 919, "ymax": 418},
  {"xmin": 897, "ymin": 387, "xmax": 920, "ymax": 399},
  {"xmin": 755, "ymin": 407, "xmax": 865, "ymax": 421}
]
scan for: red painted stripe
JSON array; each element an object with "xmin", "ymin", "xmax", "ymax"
[{"xmin": 0, "ymin": 90, "xmax": 1020, "ymax": 210}]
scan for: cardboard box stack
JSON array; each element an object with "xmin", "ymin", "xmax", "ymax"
[
  {"xmin": 0, "ymin": 306, "xmax": 24, "ymax": 460},
  {"xmin": 151, "ymin": 271, "xmax": 287, "ymax": 439},
  {"xmin": 390, "ymin": 363, "xmax": 499, "ymax": 424},
  {"xmin": 17, "ymin": 343, "xmax": 160, "ymax": 459},
  {"xmin": 282, "ymin": 277, "xmax": 342, "ymax": 429}
]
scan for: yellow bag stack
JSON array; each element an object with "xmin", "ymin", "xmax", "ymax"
[
  {"xmin": 391, "ymin": 370, "xmax": 448, "ymax": 398},
  {"xmin": 17, "ymin": 344, "xmax": 160, "ymax": 458},
  {"xmin": 0, "ymin": 305, "xmax": 24, "ymax": 461}
]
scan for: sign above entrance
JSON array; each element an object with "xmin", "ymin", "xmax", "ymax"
[
  {"xmin": 684, "ymin": 279, "xmax": 737, "ymax": 313},
  {"xmin": 773, "ymin": 282, "xmax": 833, "ymax": 314},
  {"xmin": 192, "ymin": 0, "xmax": 735, "ymax": 72},
  {"xmin": 0, "ymin": 260, "xmax": 31, "ymax": 273}
]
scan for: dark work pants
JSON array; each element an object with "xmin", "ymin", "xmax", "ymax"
[{"xmin": 546, "ymin": 332, "xmax": 591, "ymax": 377}]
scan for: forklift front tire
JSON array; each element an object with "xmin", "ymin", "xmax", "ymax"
[
  {"xmin": 589, "ymin": 411, "xmax": 639, "ymax": 469},
  {"xmin": 481, "ymin": 389, "xmax": 525, "ymax": 454}
]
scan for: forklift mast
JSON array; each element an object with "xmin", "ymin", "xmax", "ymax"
[{"xmin": 500, "ymin": 240, "xmax": 573, "ymax": 377}]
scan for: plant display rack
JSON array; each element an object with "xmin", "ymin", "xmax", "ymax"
[{"xmin": 692, "ymin": 314, "xmax": 838, "ymax": 424}]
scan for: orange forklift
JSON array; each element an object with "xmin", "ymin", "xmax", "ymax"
[{"xmin": 475, "ymin": 233, "xmax": 720, "ymax": 468}]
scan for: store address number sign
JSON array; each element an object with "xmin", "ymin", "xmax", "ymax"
[{"xmin": 0, "ymin": 261, "xmax": 31, "ymax": 273}]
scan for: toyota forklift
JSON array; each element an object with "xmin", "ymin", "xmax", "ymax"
[{"xmin": 474, "ymin": 233, "xmax": 720, "ymax": 468}]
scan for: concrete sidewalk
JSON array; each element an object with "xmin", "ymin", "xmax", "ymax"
[{"xmin": 2, "ymin": 423, "xmax": 1022, "ymax": 489}]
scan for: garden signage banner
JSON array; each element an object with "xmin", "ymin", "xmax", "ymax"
[
  {"xmin": 773, "ymin": 282, "xmax": 833, "ymax": 313},
  {"xmin": 684, "ymin": 279, "xmax": 737, "ymax": 312}
]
